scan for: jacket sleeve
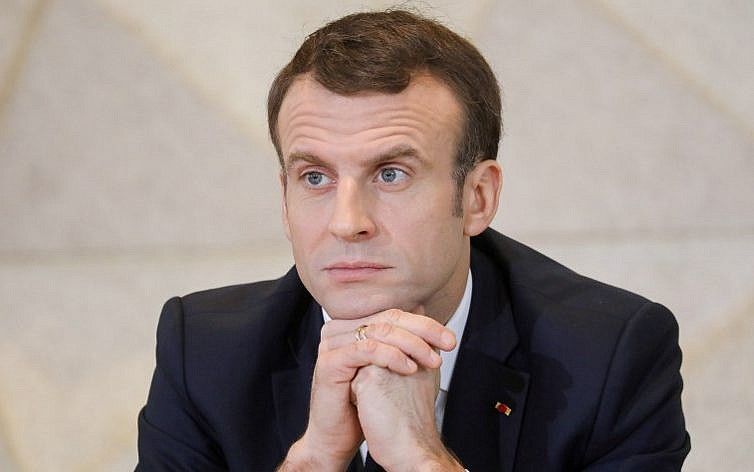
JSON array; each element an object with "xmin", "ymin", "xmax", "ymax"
[
  {"xmin": 137, "ymin": 297, "xmax": 227, "ymax": 471},
  {"xmin": 581, "ymin": 302, "xmax": 691, "ymax": 471}
]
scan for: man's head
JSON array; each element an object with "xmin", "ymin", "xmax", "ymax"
[
  {"xmin": 269, "ymin": 10, "xmax": 503, "ymax": 321},
  {"xmin": 268, "ymin": 9, "xmax": 502, "ymax": 209}
]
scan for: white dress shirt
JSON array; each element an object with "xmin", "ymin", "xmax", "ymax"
[{"xmin": 321, "ymin": 270, "xmax": 473, "ymax": 464}]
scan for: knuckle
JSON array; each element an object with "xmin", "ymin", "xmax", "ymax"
[
  {"xmin": 385, "ymin": 308, "xmax": 403, "ymax": 323},
  {"xmin": 389, "ymin": 349, "xmax": 406, "ymax": 367},
  {"xmin": 359, "ymin": 364, "xmax": 382, "ymax": 381},
  {"xmin": 351, "ymin": 373, "xmax": 364, "ymax": 392},
  {"xmin": 352, "ymin": 365, "xmax": 376, "ymax": 389},
  {"xmin": 373, "ymin": 321, "xmax": 393, "ymax": 338},
  {"xmin": 420, "ymin": 316, "xmax": 438, "ymax": 331},
  {"xmin": 313, "ymin": 351, "xmax": 332, "ymax": 374},
  {"xmin": 356, "ymin": 338, "xmax": 378, "ymax": 353},
  {"xmin": 319, "ymin": 335, "xmax": 334, "ymax": 352}
]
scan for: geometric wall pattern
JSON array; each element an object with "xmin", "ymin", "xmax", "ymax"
[{"xmin": 1, "ymin": 0, "xmax": 752, "ymax": 469}]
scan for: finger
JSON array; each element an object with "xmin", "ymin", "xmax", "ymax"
[
  {"xmin": 322, "ymin": 323, "xmax": 441, "ymax": 369},
  {"xmin": 377, "ymin": 310, "xmax": 456, "ymax": 351},
  {"xmin": 319, "ymin": 339, "xmax": 419, "ymax": 381},
  {"xmin": 322, "ymin": 309, "xmax": 456, "ymax": 351}
]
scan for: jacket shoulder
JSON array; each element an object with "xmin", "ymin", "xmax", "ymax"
[
  {"xmin": 179, "ymin": 266, "xmax": 304, "ymax": 318},
  {"xmin": 472, "ymin": 228, "xmax": 680, "ymax": 381},
  {"xmin": 157, "ymin": 266, "xmax": 315, "ymax": 392},
  {"xmin": 473, "ymin": 229, "xmax": 655, "ymax": 322}
]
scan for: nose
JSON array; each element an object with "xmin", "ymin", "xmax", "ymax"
[{"xmin": 328, "ymin": 179, "xmax": 376, "ymax": 241}]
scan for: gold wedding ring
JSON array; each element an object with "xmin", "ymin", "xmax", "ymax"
[{"xmin": 354, "ymin": 324, "xmax": 369, "ymax": 342}]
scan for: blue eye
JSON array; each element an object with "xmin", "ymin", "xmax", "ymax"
[
  {"xmin": 304, "ymin": 171, "xmax": 332, "ymax": 187},
  {"xmin": 378, "ymin": 168, "xmax": 407, "ymax": 184}
]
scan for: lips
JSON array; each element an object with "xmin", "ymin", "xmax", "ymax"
[{"xmin": 323, "ymin": 261, "xmax": 392, "ymax": 282}]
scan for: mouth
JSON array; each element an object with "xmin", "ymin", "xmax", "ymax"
[{"xmin": 323, "ymin": 262, "xmax": 392, "ymax": 282}]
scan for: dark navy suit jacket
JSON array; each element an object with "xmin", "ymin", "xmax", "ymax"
[{"xmin": 137, "ymin": 229, "xmax": 690, "ymax": 471}]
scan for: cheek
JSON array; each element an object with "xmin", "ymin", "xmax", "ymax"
[
  {"xmin": 391, "ymin": 209, "xmax": 464, "ymax": 269},
  {"xmin": 384, "ymin": 181, "xmax": 459, "ymax": 232},
  {"xmin": 285, "ymin": 207, "xmax": 322, "ymax": 270},
  {"xmin": 286, "ymin": 197, "xmax": 327, "ymax": 236}
]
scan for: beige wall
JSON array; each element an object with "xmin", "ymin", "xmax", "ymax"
[{"xmin": 1, "ymin": 0, "xmax": 752, "ymax": 470}]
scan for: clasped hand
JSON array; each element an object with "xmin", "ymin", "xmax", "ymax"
[{"xmin": 281, "ymin": 309, "xmax": 463, "ymax": 471}]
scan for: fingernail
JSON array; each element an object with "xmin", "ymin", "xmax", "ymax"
[
  {"xmin": 406, "ymin": 358, "xmax": 417, "ymax": 370},
  {"xmin": 431, "ymin": 350, "xmax": 441, "ymax": 365},
  {"xmin": 441, "ymin": 331, "xmax": 456, "ymax": 349}
]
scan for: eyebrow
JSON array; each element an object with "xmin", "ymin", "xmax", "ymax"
[{"xmin": 284, "ymin": 144, "xmax": 424, "ymax": 174}]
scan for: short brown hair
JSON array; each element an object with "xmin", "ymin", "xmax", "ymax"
[{"xmin": 268, "ymin": 10, "xmax": 502, "ymax": 204}]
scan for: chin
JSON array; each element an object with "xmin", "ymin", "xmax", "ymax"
[{"xmin": 319, "ymin": 294, "xmax": 411, "ymax": 320}]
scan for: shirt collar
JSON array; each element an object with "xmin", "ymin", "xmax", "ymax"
[
  {"xmin": 439, "ymin": 269, "xmax": 472, "ymax": 392},
  {"xmin": 321, "ymin": 269, "xmax": 473, "ymax": 393}
]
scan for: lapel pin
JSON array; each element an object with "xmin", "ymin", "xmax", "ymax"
[{"xmin": 495, "ymin": 401, "xmax": 512, "ymax": 416}]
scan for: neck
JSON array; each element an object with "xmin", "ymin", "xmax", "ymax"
[{"xmin": 423, "ymin": 263, "xmax": 471, "ymax": 326}]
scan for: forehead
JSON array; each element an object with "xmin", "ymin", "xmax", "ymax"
[{"xmin": 277, "ymin": 74, "xmax": 463, "ymax": 163}]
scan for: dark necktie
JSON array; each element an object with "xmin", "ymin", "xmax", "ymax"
[
  {"xmin": 364, "ymin": 452, "xmax": 385, "ymax": 472},
  {"xmin": 346, "ymin": 452, "xmax": 364, "ymax": 472}
]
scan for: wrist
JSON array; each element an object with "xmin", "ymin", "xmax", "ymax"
[
  {"xmin": 280, "ymin": 434, "xmax": 352, "ymax": 472},
  {"xmin": 278, "ymin": 436, "xmax": 336, "ymax": 472},
  {"xmin": 277, "ymin": 438, "xmax": 314, "ymax": 472},
  {"xmin": 389, "ymin": 442, "xmax": 464, "ymax": 472},
  {"xmin": 413, "ymin": 451, "xmax": 465, "ymax": 472}
]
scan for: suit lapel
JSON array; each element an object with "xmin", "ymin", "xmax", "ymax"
[
  {"xmin": 442, "ymin": 248, "xmax": 530, "ymax": 472},
  {"xmin": 271, "ymin": 299, "xmax": 323, "ymax": 453}
]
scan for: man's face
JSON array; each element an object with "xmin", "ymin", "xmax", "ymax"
[{"xmin": 277, "ymin": 74, "xmax": 471, "ymax": 321}]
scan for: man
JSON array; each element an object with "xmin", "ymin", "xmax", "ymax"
[{"xmin": 137, "ymin": 10, "xmax": 690, "ymax": 471}]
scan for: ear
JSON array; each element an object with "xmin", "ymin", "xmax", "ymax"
[
  {"xmin": 279, "ymin": 171, "xmax": 292, "ymax": 241},
  {"xmin": 461, "ymin": 160, "xmax": 503, "ymax": 236}
]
